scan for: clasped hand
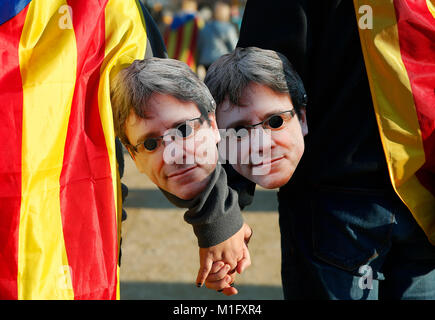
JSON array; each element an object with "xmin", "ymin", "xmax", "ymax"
[{"xmin": 196, "ymin": 223, "xmax": 253, "ymax": 296}]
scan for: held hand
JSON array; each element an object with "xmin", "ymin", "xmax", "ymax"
[
  {"xmin": 196, "ymin": 223, "xmax": 253, "ymax": 288},
  {"xmin": 205, "ymin": 261, "xmax": 238, "ymax": 296}
]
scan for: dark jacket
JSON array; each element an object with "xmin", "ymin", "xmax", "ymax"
[{"xmin": 236, "ymin": 0, "xmax": 392, "ymax": 200}]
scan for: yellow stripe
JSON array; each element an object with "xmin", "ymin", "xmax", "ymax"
[
  {"xmin": 354, "ymin": 0, "xmax": 435, "ymax": 244},
  {"xmin": 166, "ymin": 28, "xmax": 177, "ymax": 59},
  {"xmin": 178, "ymin": 19, "xmax": 194, "ymax": 64},
  {"xmin": 18, "ymin": 0, "xmax": 75, "ymax": 299},
  {"xmin": 428, "ymin": 0, "xmax": 435, "ymax": 19},
  {"xmin": 102, "ymin": 0, "xmax": 148, "ymax": 299}
]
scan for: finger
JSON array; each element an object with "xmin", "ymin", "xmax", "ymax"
[
  {"xmin": 218, "ymin": 280, "xmax": 237, "ymax": 296},
  {"xmin": 205, "ymin": 275, "xmax": 232, "ymax": 291},
  {"xmin": 209, "ymin": 261, "xmax": 225, "ymax": 274},
  {"xmin": 196, "ymin": 258, "xmax": 213, "ymax": 287},
  {"xmin": 228, "ymin": 272, "xmax": 236, "ymax": 284},
  {"xmin": 236, "ymin": 244, "xmax": 251, "ymax": 274},
  {"xmin": 221, "ymin": 286, "xmax": 238, "ymax": 296},
  {"xmin": 206, "ymin": 264, "xmax": 231, "ymax": 282},
  {"xmin": 222, "ymin": 256, "xmax": 238, "ymax": 272}
]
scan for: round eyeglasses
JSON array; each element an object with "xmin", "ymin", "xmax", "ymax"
[
  {"xmin": 230, "ymin": 109, "xmax": 296, "ymax": 139},
  {"xmin": 130, "ymin": 116, "xmax": 204, "ymax": 153}
]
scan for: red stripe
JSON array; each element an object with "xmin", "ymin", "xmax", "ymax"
[
  {"xmin": 173, "ymin": 23, "xmax": 185, "ymax": 60},
  {"xmin": 163, "ymin": 28, "xmax": 169, "ymax": 46},
  {"xmin": 394, "ymin": 0, "xmax": 435, "ymax": 196},
  {"xmin": 186, "ymin": 18, "xmax": 199, "ymax": 68},
  {"xmin": 0, "ymin": 7, "xmax": 28, "ymax": 300},
  {"xmin": 60, "ymin": 0, "xmax": 117, "ymax": 299}
]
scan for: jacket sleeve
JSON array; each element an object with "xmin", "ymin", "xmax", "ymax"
[{"xmin": 160, "ymin": 164, "xmax": 244, "ymax": 248}]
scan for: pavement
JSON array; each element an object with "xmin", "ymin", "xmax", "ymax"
[{"xmin": 119, "ymin": 152, "xmax": 284, "ymax": 300}]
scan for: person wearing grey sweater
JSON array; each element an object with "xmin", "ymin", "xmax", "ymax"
[{"xmin": 110, "ymin": 57, "xmax": 252, "ymax": 296}]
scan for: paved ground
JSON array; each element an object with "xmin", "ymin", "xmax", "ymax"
[{"xmin": 119, "ymin": 152, "xmax": 283, "ymax": 300}]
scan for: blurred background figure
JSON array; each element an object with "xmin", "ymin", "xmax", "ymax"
[
  {"xmin": 198, "ymin": 3, "xmax": 213, "ymax": 22},
  {"xmin": 141, "ymin": 1, "xmax": 173, "ymax": 36},
  {"xmin": 161, "ymin": 10, "xmax": 174, "ymax": 35},
  {"xmin": 230, "ymin": 1, "xmax": 243, "ymax": 31},
  {"xmin": 141, "ymin": 0, "xmax": 245, "ymax": 78},
  {"xmin": 163, "ymin": 0, "xmax": 203, "ymax": 72},
  {"xmin": 197, "ymin": 1, "xmax": 238, "ymax": 78},
  {"xmin": 140, "ymin": 0, "xmax": 246, "ymax": 79}
]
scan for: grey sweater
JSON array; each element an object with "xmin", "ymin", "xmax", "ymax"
[{"xmin": 160, "ymin": 163, "xmax": 250, "ymax": 248}]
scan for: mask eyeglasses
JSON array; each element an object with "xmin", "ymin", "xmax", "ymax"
[
  {"xmin": 231, "ymin": 109, "xmax": 296, "ymax": 139},
  {"xmin": 129, "ymin": 116, "xmax": 204, "ymax": 153}
]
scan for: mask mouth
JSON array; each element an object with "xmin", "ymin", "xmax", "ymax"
[
  {"xmin": 167, "ymin": 164, "xmax": 198, "ymax": 178},
  {"xmin": 251, "ymin": 155, "xmax": 284, "ymax": 167}
]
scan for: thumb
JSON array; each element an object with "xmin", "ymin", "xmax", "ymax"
[
  {"xmin": 236, "ymin": 243, "xmax": 251, "ymax": 274},
  {"xmin": 244, "ymin": 224, "xmax": 253, "ymax": 246}
]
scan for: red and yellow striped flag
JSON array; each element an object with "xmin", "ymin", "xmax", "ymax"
[
  {"xmin": 163, "ymin": 13, "xmax": 203, "ymax": 71},
  {"xmin": 0, "ymin": 0, "xmax": 148, "ymax": 299},
  {"xmin": 354, "ymin": 0, "xmax": 435, "ymax": 243}
]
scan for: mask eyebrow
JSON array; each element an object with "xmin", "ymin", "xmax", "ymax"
[
  {"xmin": 225, "ymin": 107, "xmax": 291, "ymax": 129},
  {"xmin": 170, "ymin": 117, "xmax": 195, "ymax": 129},
  {"xmin": 134, "ymin": 131, "xmax": 161, "ymax": 146},
  {"xmin": 262, "ymin": 108, "xmax": 292, "ymax": 119},
  {"xmin": 134, "ymin": 116, "xmax": 199, "ymax": 145}
]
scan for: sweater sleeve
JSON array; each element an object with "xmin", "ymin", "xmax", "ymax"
[{"xmin": 159, "ymin": 164, "xmax": 244, "ymax": 248}]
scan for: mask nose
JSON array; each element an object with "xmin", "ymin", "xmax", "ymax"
[
  {"xmin": 162, "ymin": 134, "xmax": 195, "ymax": 165},
  {"xmin": 250, "ymin": 127, "xmax": 273, "ymax": 164}
]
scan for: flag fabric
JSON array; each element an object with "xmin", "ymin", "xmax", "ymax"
[
  {"xmin": 354, "ymin": 0, "xmax": 435, "ymax": 243},
  {"xmin": 0, "ymin": 0, "xmax": 148, "ymax": 299},
  {"xmin": 163, "ymin": 12, "xmax": 203, "ymax": 71}
]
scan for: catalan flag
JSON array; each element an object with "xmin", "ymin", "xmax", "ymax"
[
  {"xmin": 0, "ymin": 0, "xmax": 149, "ymax": 299},
  {"xmin": 354, "ymin": 0, "xmax": 435, "ymax": 243},
  {"xmin": 163, "ymin": 12, "xmax": 203, "ymax": 71}
]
